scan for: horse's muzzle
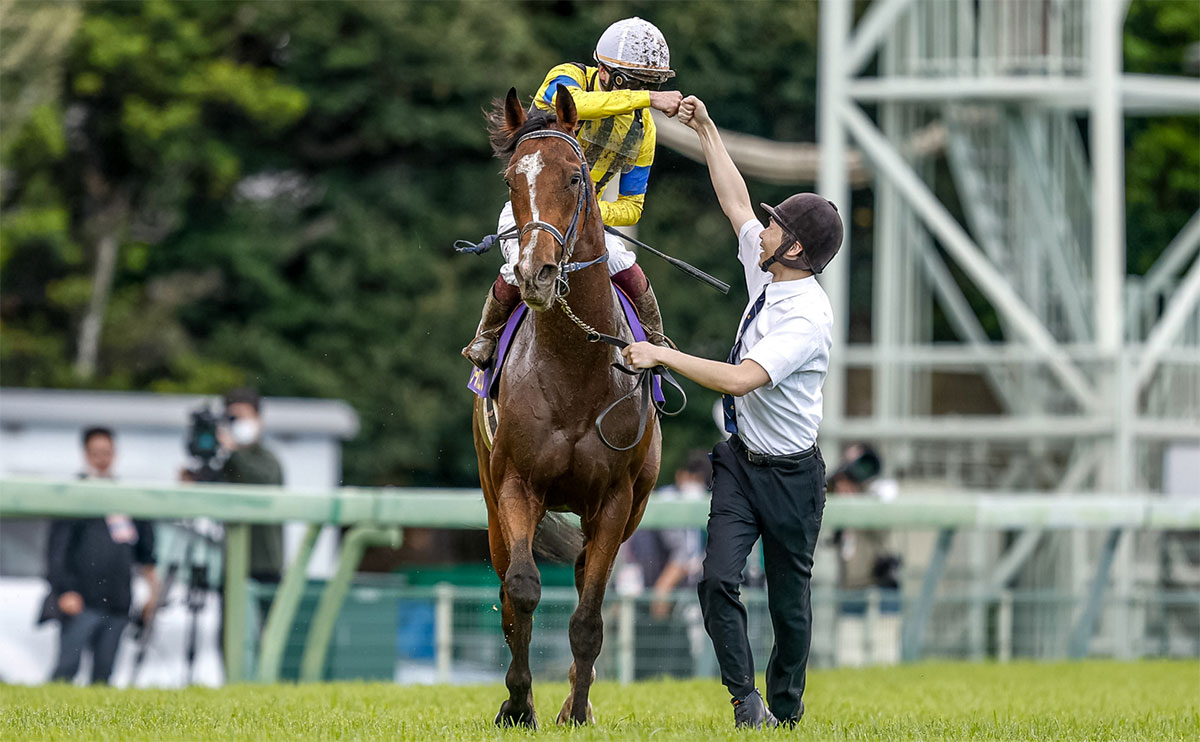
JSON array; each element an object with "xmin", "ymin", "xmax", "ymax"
[
  {"xmin": 515, "ymin": 263, "xmax": 559, "ymax": 310},
  {"xmin": 520, "ymin": 286, "xmax": 555, "ymax": 311}
]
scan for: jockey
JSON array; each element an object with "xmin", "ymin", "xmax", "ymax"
[{"xmin": 462, "ymin": 17, "xmax": 684, "ymax": 369}]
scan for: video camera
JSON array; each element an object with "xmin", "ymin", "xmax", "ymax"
[{"xmin": 185, "ymin": 404, "xmax": 224, "ymax": 481}]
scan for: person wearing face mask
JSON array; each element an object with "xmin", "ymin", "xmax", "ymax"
[
  {"xmin": 462, "ymin": 17, "xmax": 684, "ymax": 370},
  {"xmin": 622, "ymin": 95, "xmax": 842, "ymax": 729},
  {"xmin": 217, "ymin": 388, "xmax": 284, "ymax": 591}
]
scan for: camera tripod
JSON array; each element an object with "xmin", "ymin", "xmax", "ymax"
[{"xmin": 130, "ymin": 521, "xmax": 223, "ymax": 686}]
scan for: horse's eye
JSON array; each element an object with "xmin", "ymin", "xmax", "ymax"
[
  {"xmin": 569, "ymin": 173, "xmax": 581, "ymax": 187},
  {"xmin": 505, "ymin": 178, "xmax": 513, "ymax": 189}
]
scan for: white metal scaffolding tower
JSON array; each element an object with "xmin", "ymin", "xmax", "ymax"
[
  {"xmin": 817, "ymin": 0, "xmax": 1199, "ymax": 658},
  {"xmin": 818, "ymin": 0, "xmax": 1199, "ymax": 494}
]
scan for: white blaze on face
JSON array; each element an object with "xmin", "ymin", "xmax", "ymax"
[
  {"xmin": 515, "ymin": 150, "xmax": 545, "ymax": 224},
  {"xmin": 515, "ymin": 150, "xmax": 546, "ymax": 273}
]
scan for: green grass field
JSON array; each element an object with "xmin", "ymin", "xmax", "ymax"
[{"xmin": 2, "ymin": 661, "xmax": 1197, "ymax": 741}]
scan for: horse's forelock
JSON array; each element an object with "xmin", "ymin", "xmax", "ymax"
[{"xmin": 486, "ymin": 98, "xmax": 560, "ymax": 161}]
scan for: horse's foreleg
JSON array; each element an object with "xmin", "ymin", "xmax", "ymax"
[
  {"xmin": 558, "ymin": 501, "xmax": 630, "ymax": 725},
  {"xmin": 493, "ymin": 489, "xmax": 544, "ymax": 728},
  {"xmin": 558, "ymin": 550, "xmax": 596, "ymax": 724}
]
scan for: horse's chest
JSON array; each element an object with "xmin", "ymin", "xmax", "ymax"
[
  {"xmin": 496, "ymin": 396, "xmax": 622, "ymax": 491},
  {"xmin": 494, "ymin": 321, "xmax": 641, "ymax": 488},
  {"xmin": 498, "ymin": 409, "xmax": 592, "ymax": 476}
]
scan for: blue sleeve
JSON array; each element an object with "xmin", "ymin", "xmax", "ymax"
[
  {"xmin": 619, "ymin": 165, "xmax": 651, "ymax": 196},
  {"xmin": 542, "ymin": 75, "xmax": 582, "ymax": 105}
]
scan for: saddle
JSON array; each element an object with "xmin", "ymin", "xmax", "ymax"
[{"xmin": 468, "ymin": 284, "xmax": 664, "ymax": 450}]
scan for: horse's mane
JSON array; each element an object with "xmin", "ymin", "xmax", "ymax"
[{"xmin": 486, "ymin": 98, "xmax": 558, "ymax": 161}]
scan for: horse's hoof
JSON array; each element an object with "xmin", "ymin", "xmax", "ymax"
[
  {"xmin": 495, "ymin": 700, "xmax": 538, "ymax": 729},
  {"xmin": 555, "ymin": 698, "xmax": 594, "ymax": 726}
]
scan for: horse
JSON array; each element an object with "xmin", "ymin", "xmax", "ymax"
[{"xmin": 472, "ymin": 85, "xmax": 661, "ymax": 727}]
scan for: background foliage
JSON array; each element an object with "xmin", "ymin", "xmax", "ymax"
[{"xmin": 1, "ymin": 0, "xmax": 1195, "ymax": 486}]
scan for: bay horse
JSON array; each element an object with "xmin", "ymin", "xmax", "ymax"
[{"xmin": 473, "ymin": 86, "xmax": 661, "ymax": 727}]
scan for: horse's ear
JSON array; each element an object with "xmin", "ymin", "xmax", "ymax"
[
  {"xmin": 554, "ymin": 84, "xmax": 578, "ymax": 134},
  {"xmin": 504, "ymin": 87, "xmax": 526, "ymax": 132}
]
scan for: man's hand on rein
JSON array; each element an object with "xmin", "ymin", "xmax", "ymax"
[{"xmin": 622, "ymin": 341, "xmax": 663, "ymax": 370}]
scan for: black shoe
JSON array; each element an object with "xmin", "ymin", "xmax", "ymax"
[
  {"xmin": 732, "ymin": 689, "xmax": 778, "ymax": 729},
  {"xmin": 773, "ymin": 699, "xmax": 803, "ymax": 728}
]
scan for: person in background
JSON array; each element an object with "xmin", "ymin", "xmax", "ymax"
[
  {"xmin": 216, "ymin": 388, "xmax": 284, "ymax": 623},
  {"xmin": 616, "ymin": 450, "xmax": 709, "ymax": 679},
  {"xmin": 45, "ymin": 427, "xmax": 159, "ymax": 684},
  {"xmin": 829, "ymin": 443, "xmax": 903, "ymax": 666}
]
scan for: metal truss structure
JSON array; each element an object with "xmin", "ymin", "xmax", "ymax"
[
  {"xmin": 816, "ymin": 0, "xmax": 1199, "ymax": 658},
  {"xmin": 818, "ymin": 0, "xmax": 1200, "ymax": 495}
]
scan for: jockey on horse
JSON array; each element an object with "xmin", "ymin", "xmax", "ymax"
[{"xmin": 462, "ymin": 17, "xmax": 684, "ymax": 369}]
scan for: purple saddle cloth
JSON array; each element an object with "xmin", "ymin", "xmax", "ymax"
[{"xmin": 467, "ymin": 285, "xmax": 663, "ymax": 403}]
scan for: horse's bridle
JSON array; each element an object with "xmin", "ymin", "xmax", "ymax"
[{"xmin": 508, "ymin": 129, "xmax": 608, "ymax": 288}]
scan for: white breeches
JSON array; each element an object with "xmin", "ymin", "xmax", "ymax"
[{"xmin": 497, "ymin": 201, "xmax": 637, "ymax": 286}]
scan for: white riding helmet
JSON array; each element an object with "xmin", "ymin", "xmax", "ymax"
[{"xmin": 593, "ymin": 17, "xmax": 675, "ymax": 87}]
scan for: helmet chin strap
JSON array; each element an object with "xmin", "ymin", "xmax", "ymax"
[
  {"xmin": 760, "ymin": 241, "xmax": 814, "ymax": 273},
  {"xmin": 760, "ymin": 239, "xmax": 798, "ymax": 273}
]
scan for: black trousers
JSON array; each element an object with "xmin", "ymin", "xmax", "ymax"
[
  {"xmin": 53, "ymin": 608, "xmax": 129, "ymax": 684},
  {"xmin": 697, "ymin": 437, "xmax": 826, "ymax": 720}
]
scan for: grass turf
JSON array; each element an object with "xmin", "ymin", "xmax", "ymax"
[{"xmin": 2, "ymin": 660, "xmax": 1197, "ymax": 741}]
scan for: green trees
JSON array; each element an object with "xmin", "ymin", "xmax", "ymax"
[
  {"xmin": 2, "ymin": 1, "xmax": 1194, "ymax": 486},
  {"xmin": 1124, "ymin": 0, "xmax": 1200, "ymax": 274},
  {"xmin": 2, "ymin": 0, "xmax": 308, "ymax": 388}
]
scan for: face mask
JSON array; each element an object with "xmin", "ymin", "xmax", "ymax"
[{"xmin": 230, "ymin": 418, "xmax": 261, "ymax": 446}]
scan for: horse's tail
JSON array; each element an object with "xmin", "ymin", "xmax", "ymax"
[{"xmin": 532, "ymin": 512, "xmax": 585, "ymax": 564}]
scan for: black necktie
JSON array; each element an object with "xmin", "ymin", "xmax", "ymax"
[{"xmin": 722, "ymin": 288, "xmax": 767, "ymax": 434}]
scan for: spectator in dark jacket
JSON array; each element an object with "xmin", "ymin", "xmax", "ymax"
[
  {"xmin": 217, "ymin": 388, "xmax": 284, "ymax": 584},
  {"xmin": 46, "ymin": 427, "xmax": 159, "ymax": 684},
  {"xmin": 216, "ymin": 388, "xmax": 284, "ymax": 631}
]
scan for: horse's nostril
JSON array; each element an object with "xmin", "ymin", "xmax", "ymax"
[{"xmin": 537, "ymin": 265, "xmax": 556, "ymax": 285}]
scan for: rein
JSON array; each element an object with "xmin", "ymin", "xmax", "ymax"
[{"xmin": 557, "ymin": 295, "xmax": 686, "ymax": 451}]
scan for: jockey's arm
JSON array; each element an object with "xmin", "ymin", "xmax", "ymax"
[
  {"xmin": 598, "ymin": 113, "xmax": 655, "ymax": 227},
  {"xmin": 535, "ymin": 67, "xmax": 652, "ymax": 120},
  {"xmin": 599, "ymin": 193, "xmax": 644, "ymax": 227}
]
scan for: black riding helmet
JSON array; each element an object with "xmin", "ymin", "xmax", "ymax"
[{"xmin": 759, "ymin": 194, "xmax": 844, "ymax": 274}]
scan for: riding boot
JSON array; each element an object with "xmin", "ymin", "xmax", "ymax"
[
  {"xmin": 463, "ymin": 288, "xmax": 518, "ymax": 369},
  {"xmin": 631, "ymin": 285, "xmax": 671, "ymax": 348}
]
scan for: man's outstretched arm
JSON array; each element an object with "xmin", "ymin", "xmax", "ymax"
[
  {"xmin": 679, "ymin": 96, "xmax": 755, "ymax": 233},
  {"xmin": 621, "ymin": 343, "xmax": 770, "ymax": 397}
]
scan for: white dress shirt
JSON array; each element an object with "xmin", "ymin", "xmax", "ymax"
[{"xmin": 730, "ymin": 220, "xmax": 833, "ymax": 455}]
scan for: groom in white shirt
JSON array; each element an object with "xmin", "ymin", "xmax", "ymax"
[{"xmin": 622, "ymin": 94, "xmax": 843, "ymax": 730}]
